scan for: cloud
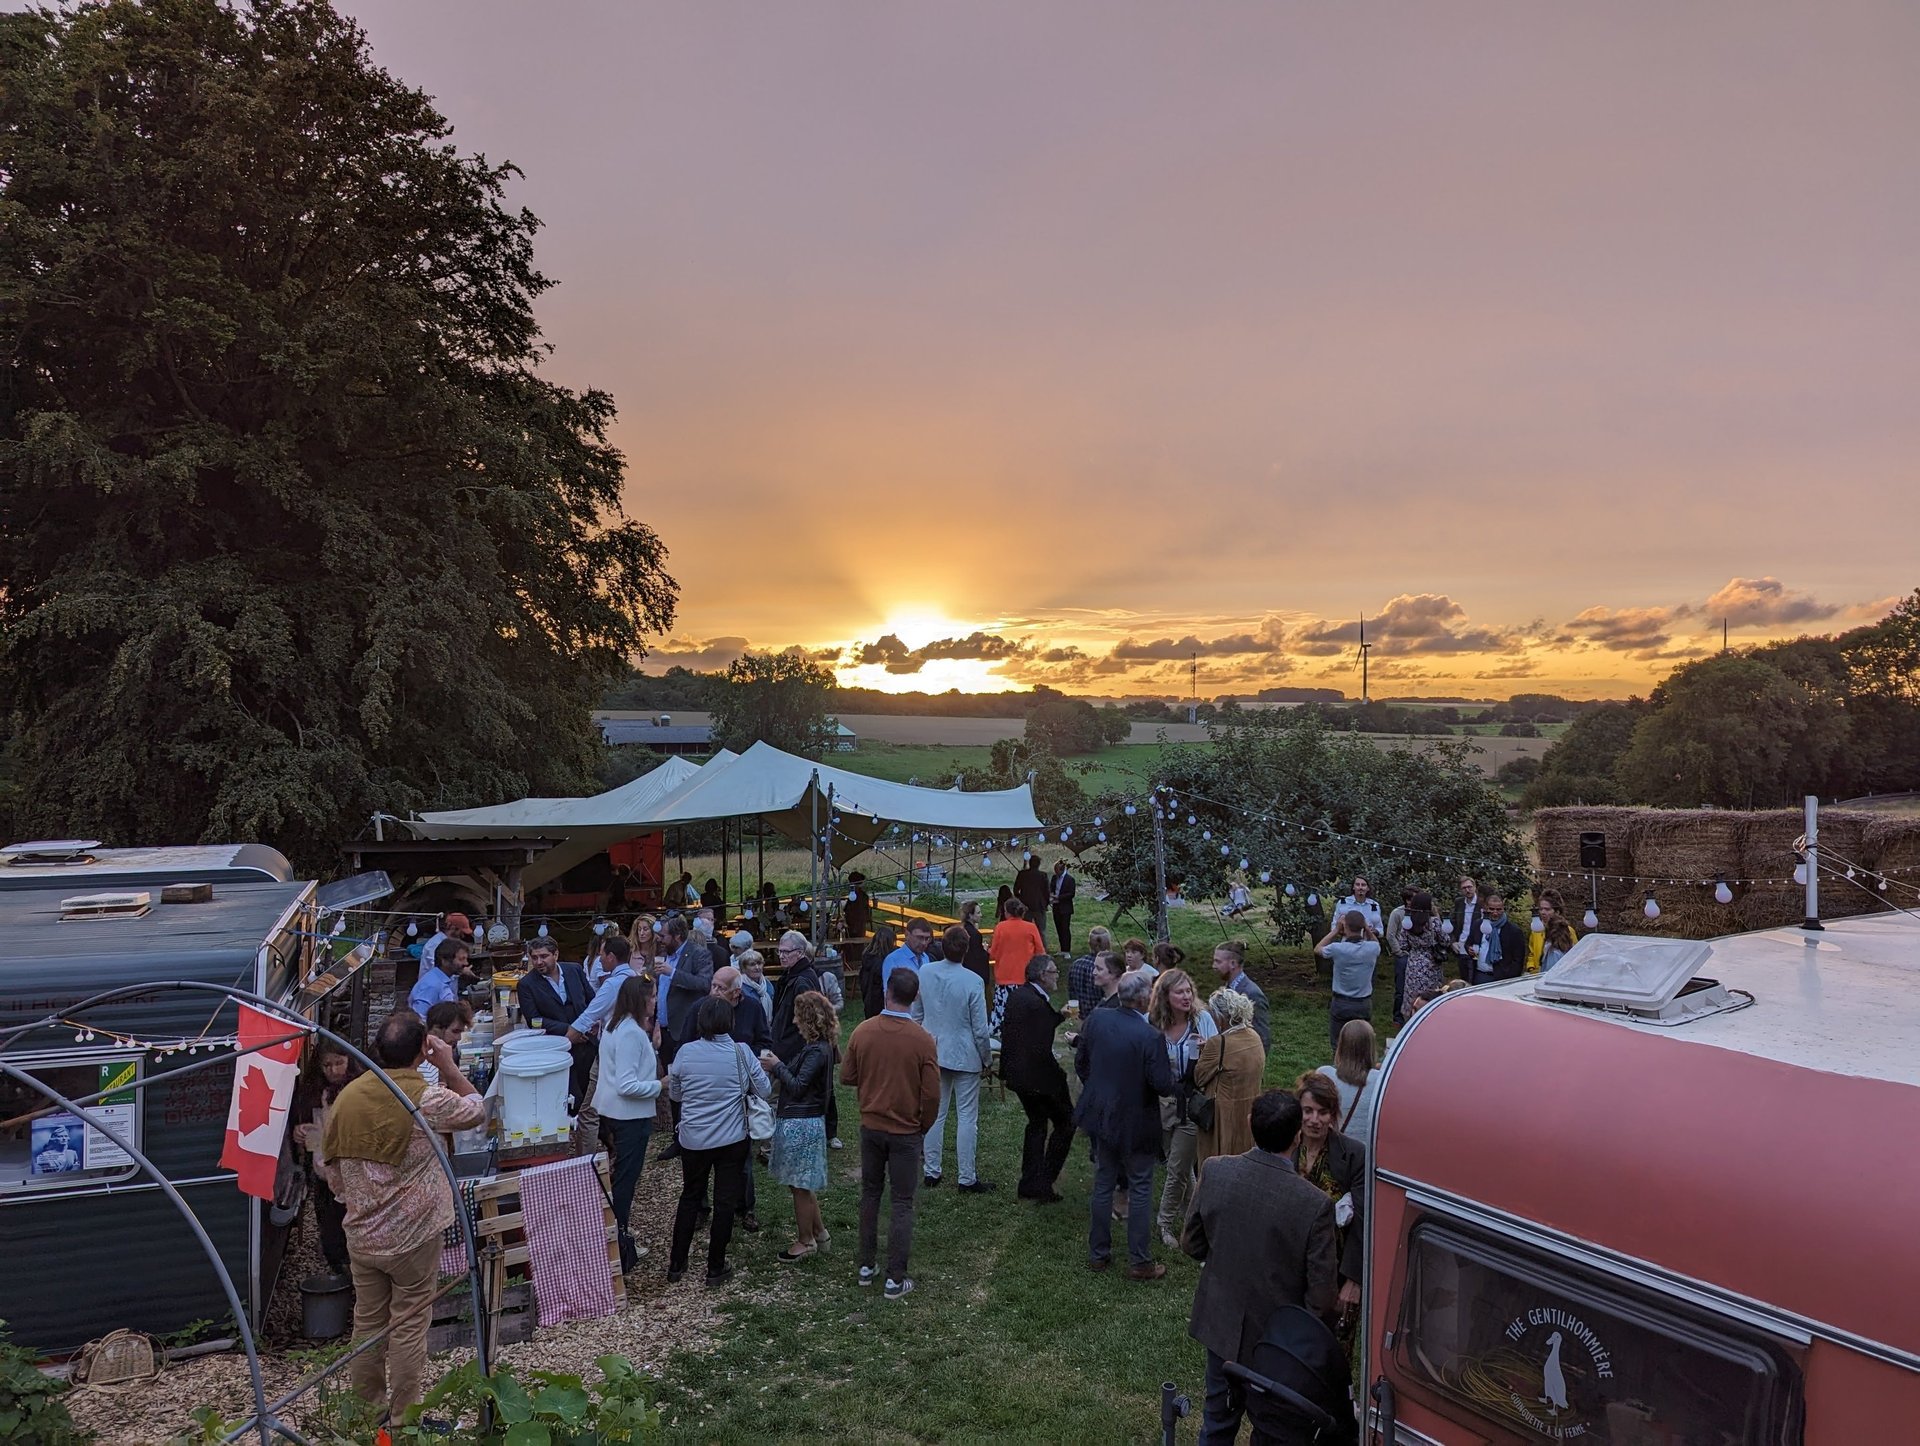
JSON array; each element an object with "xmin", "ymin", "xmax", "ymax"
[
  {"xmin": 1293, "ymin": 594, "xmax": 1518, "ymax": 657},
  {"xmin": 1563, "ymin": 604, "xmax": 1693, "ymax": 651},
  {"xmin": 1703, "ymin": 577, "xmax": 1840, "ymax": 628},
  {"xmin": 1111, "ymin": 632, "xmax": 1279, "ymax": 660},
  {"xmin": 643, "ymin": 635, "xmax": 753, "ymax": 670},
  {"xmin": 1475, "ymin": 659, "xmax": 1542, "ymax": 679},
  {"xmin": 850, "ymin": 630, "xmax": 1031, "ymax": 674}
]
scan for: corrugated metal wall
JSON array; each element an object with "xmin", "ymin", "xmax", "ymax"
[{"xmin": 0, "ymin": 882, "xmax": 311, "ymax": 1351}]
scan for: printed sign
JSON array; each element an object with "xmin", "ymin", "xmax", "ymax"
[{"xmin": 1501, "ymin": 1308, "xmax": 1614, "ymax": 1439}]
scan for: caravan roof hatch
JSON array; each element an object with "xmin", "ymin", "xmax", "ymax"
[{"xmin": 1532, "ymin": 933, "xmax": 1751, "ymax": 1025}]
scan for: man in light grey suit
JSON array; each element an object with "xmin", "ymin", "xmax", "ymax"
[
  {"xmin": 1182, "ymin": 1089, "xmax": 1338, "ymax": 1445},
  {"xmin": 912, "ymin": 925, "xmax": 995, "ymax": 1192}
]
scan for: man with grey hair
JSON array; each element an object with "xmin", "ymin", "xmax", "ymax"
[{"xmin": 1073, "ymin": 968, "xmax": 1173, "ymax": 1278}]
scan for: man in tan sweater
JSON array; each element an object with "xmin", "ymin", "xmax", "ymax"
[{"xmin": 840, "ymin": 968, "xmax": 941, "ymax": 1299}]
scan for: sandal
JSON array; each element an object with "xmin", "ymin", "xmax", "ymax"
[
  {"xmin": 777, "ymin": 1243, "xmax": 818, "ymax": 1263},
  {"xmin": 813, "ymin": 1230, "xmax": 831, "ymax": 1252}
]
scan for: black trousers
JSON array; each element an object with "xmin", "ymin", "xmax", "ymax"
[
  {"xmin": 670, "ymin": 1138, "xmax": 749, "ymax": 1275},
  {"xmin": 1052, "ymin": 904, "xmax": 1074, "ymax": 955},
  {"xmin": 1330, "ymin": 992, "xmax": 1373, "ymax": 1052},
  {"xmin": 858, "ymin": 1127, "xmax": 922, "ymax": 1282},
  {"xmin": 1014, "ymin": 1086, "xmax": 1075, "ymax": 1196}
]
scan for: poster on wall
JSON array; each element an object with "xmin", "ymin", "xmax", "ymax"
[
  {"xmin": 83, "ymin": 1060, "xmax": 138, "ymax": 1170},
  {"xmin": 30, "ymin": 1113, "xmax": 86, "ymax": 1175}
]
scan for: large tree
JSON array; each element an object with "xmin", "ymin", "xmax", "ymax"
[
  {"xmin": 0, "ymin": 0, "xmax": 675, "ymax": 869},
  {"xmin": 707, "ymin": 652, "xmax": 837, "ymax": 756}
]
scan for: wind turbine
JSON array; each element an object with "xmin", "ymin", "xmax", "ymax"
[{"xmin": 1354, "ymin": 616, "xmax": 1373, "ymax": 705}]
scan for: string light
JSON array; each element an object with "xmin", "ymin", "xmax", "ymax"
[
  {"xmin": 1714, "ymin": 880, "xmax": 1734, "ymax": 905},
  {"xmin": 1643, "ymin": 893, "xmax": 1661, "ymax": 921},
  {"xmin": 1583, "ymin": 908, "xmax": 1600, "ymax": 930}
]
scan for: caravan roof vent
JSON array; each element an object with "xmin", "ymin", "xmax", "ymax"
[
  {"xmin": 1532, "ymin": 933, "xmax": 1748, "ymax": 1026},
  {"xmin": 2, "ymin": 839, "xmax": 104, "ymax": 866},
  {"xmin": 60, "ymin": 890, "xmax": 152, "ymax": 921}
]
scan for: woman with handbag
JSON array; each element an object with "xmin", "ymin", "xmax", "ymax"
[
  {"xmin": 594, "ymin": 973, "xmax": 662, "ymax": 1270},
  {"xmin": 759, "ymin": 990, "xmax": 838, "ymax": 1262},
  {"xmin": 666, "ymin": 995, "xmax": 772, "ymax": 1288},
  {"xmin": 1194, "ymin": 989, "xmax": 1265, "ymax": 1168},
  {"xmin": 1149, "ymin": 969, "xmax": 1218, "ymax": 1248}
]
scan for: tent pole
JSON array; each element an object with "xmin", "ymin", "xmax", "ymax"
[
  {"xmin": 757, "ymin": 824, "xmax": 765, "ymax": 918},
  {"xmin": 719, "ymin": 817, "xmax": 727, "ymax": 927},
  {"xmin": 809, "ymin": 771, "xmax": 820, "ymax": 952},
  {"xmin": 817, "ymin": 781, "xmax": 835, "ymax": 951}
]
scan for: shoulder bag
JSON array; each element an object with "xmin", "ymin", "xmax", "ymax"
[{"xmin": 734, "ymin": 1042, "xmax": 776, "ymax": 1142}]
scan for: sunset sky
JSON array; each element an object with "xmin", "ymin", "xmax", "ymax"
[{"xmin": 342, "ymin": 1, "xmax": 1919, "ymax": 699}]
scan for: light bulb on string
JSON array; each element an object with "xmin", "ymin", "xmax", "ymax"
[
  {"xmin": 1097, "ymin": 832, "xmax": 1107, "ymax": 842},
  {"xmin": 1643, "ymin": 894, "xmax": 1661, "ymax": 921},
  {"xmin": 1792, "ymin": 861, "xmax": 1807, "ymax": 886},
  {"xmin": 1240, "ymin": 858, "xmax": 1250, "ymax": 870},
  {"xmin": 1220, "ymin": 845, "xmax": 1231, "ymax": 857},
  {"xmin": 1284, "ymin": 883, "xmax": 1297, "ymax": 897},
  {"xmin": 1714, "ymin": 880, "xmax": 1734, "ymax": 905},
  {"xmin": 1125, "ymin": 804, "xmax": 1136, "ymax": 816},
  {"xmin": 1093, "ymin": 815, "xmax": 1103, "ymax": 827},
  {"xmin": 1036, "ymin": 833, "xmax": 1046, "ymax": 843},
  {"xmin": 1583, "ymin": 908, "xmax": 1599, "ymax": 930},
  {"xmin": 1440, "ymin": 918, "xmax": 1454, "ymax": 938},
  {"xmin": 406, "ymin": 920, "xmax": 419, "ymax": 938},
  {"xmin": 1878, "ymin": 877, "xmax": 1889, "ymax": 892},
  {"xmin": 1307, "ymin": 893, "xmax": 1319, "ymax": 908},
  {"xmin": 1188, "ymin": 815, "xmax": 1197, "ymax": 826},
  {"xmin": 536, "ymin": 922, "xmax": 549, "ymax": 938},
  {"xmin": 1259, "ymin": 870, "xmax": 1271, "ymax": 884},
  {"xmin": 982, "ymin": 855, "xmax": 993, "ymax": 868},
  {"xmin": 1530, "ymin": 914, "xmax": 1545, "ymax": 934},
  {"xmin": 593, "ymin": 920, "xmax": 608, "ymax": 936}
]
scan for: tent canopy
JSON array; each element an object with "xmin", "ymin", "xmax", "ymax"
[
  {"xmin": 640, "ymin": 741, "xmax": 1041, "ymax": 866},
  {"xmin": 406, "ymin": 742, "xmax": 1040, "ymax": 879},
  {"xmin": 410, "ymin": 755, "xmax": 711, "ymax": 889}
]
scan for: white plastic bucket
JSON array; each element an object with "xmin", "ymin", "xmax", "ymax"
[{"xmin": 494, "ymin": 1033, "xmax": 574, "ymax": 1137}]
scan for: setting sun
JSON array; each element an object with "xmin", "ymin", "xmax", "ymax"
[{"xmin": 878, "ymin": 605, "xmax": 966, "ymax": 650}]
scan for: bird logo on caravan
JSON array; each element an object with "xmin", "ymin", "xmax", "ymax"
[{"xmin": 1501, "ymin": 1306, "xmax": 1612, "ymax": 1439}]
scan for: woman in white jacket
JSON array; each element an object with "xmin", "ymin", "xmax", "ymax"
[{"xmin": 594, "ymin": 973, "xmax": 662, "ymax": 1264}]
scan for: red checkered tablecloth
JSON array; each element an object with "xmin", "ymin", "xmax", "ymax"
[{"xmin": 519, "ymin": 1155, "xmax": 618, "ymax": 1326}]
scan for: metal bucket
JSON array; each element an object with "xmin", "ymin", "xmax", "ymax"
[{"xmin": 300, "ymin": 1271, "xmax": 353, "ymax": 1339}]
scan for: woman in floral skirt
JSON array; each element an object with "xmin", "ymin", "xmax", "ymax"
[{"xmin": 760, "ymin": 989, "xmax": 837, "ymax": 1261}]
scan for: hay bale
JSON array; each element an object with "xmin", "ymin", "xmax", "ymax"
[
  {"xmin": 1633, "ymin": 810, "xmax": 1745, "ymax": 888},
  {"xmin": 1532, "ymin": 807, "xmax": 1643, "ymax": 927},
  {"xmin": 1736, "ymin": 808, "xmax": 1875, "ymax": 886},
  {"xmin": 1532, "ymin": 807, "xmax": 1639, "ymax": 874},
  {"xmin": 1734, "ymin": 886, "xmax": 1804, "ymax": 933},
  {"xmin": 1865, "ymin": 818, "xmax": 1920, "ymax": 885}
]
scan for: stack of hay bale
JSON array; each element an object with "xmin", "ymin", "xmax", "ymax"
[
  {"xmin": 1864, "ymin": 817, "xmax": 1920, "ymax": 906},
  {"xmin": 1530, "ymin": 807, "xmax": 1644, "ymax": 929},
  {"xmin": 1735, "ymin": 809, "xmax": 1878, "ymax": 930},
  {"xmin": 1629, "ymin": 810, "xmax": 1748, "ymax": 937}
]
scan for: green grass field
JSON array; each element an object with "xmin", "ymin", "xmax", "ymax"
[
  {"xmin": 841, "ymin": 739, "xmax": 1208, "ymax": 801},
  {"xmin": 651, "ymin": 945, "xmax": 1379, "ymax": 1444}
]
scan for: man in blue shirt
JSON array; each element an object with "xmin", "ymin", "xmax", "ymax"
[
  {"xmin": 881, "ymin": 919, "xmax": 933, "ymax": 994},
  {"xmin": 408, "ymin": 935, "xmax": 467, "ymax": 1019},
  {"xmin": 567, "ymin": 935, "xmax": 636, "ymax": 1042}
]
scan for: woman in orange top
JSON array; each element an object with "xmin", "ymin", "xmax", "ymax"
[{"xmin": 987, "ymin": 900, "xmax": 1048, "ymax": 1033}]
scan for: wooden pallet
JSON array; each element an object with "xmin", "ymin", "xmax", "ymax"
[{"xmin": 433, "ymin": 1153, "xmax": 624, "ymax": 1356}]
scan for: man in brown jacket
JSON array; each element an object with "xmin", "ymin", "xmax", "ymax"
[
  {"xmin": 840, "ymin": 968, "xmax": 941, "ymax": 1300},
  {"xmin": 1182, "ymin": 1089, "xmax": 1338, "ymax": 1444}
]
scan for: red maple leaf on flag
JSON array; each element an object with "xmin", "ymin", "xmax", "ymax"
[{"xmin": 236, "ymin": 1063, "xmax": 277, "ymax": 1135}]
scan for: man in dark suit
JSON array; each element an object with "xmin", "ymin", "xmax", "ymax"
[
  {"xmin": 1014, "ymin": 856, "xmax": 1053, "ymax": 949},
  {"xmin": 659, "ymin": 913, "xmax": 717, "ymax": 1058},
  {"xmin": 1449, "ymin": 875, "xmax": 1486, "ymax": 982},
  {"xmin": 1183, "ymin": 1090, "xmax": 1339, "ymax": 1445},
  {"xmin": 1000, "ymin": 955, "xmax": 1075, "ymax": 1202},
  {"xmin": 1476, "ymin": 892, "xmax": 1528, "ymax": 983},
  {"xmin": 516, "ymin": 935, "xmax": 596, "ymax": 1115},
  {"xmin": 1049, "ymin": 859, "xmax": 1077, "ymax": 956},
  {"xmin": 1074, "ymin": 970, "xmax": 1173, "ymax": 1278}
]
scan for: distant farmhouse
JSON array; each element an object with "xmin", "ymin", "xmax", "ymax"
[{"xmin": 595, "ymin": 714, "xmax": 856, "ymax": 755}]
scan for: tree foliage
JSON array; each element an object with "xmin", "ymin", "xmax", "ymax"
[
  {"xmin": 948, "ymin": 737, "xmax": 1087, "ymax": 825},
  {"xmin": 1522, "ymin": 703, "xmax": 1641, "ymax": 807},
  {"xmin": 1084, "ymin": 712, "xmax": 1529, "ymax": 930},
  {"xmin": 0, "ymin": 0, "xmax": 676, "ymax": 869},
  {"xmin": 706, "ymin": 652, "xmax": 837, "ymax": 756},
  {"xmin": 1024, "ymin": 697, "xmax": 1125, "ymax": 755}
]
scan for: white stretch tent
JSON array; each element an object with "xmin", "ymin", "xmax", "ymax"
[
  {"xmin": 409, "ymin": 754, "xmax": 714, "ymax": 888},
  {"xmin": 639, "ymin": 741, "xmax": 1041, "ymax": 866},
  {"xmin": 407, "ymin": 741, "xmax": 1041, "ymax": 880}
]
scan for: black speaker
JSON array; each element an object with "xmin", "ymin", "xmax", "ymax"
[{"xmin": 1578, "ymin": 832, "xmax": 1607, "ymax": 869}]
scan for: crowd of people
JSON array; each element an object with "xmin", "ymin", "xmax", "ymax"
[{"xmin": 296, "ymin": 865, "xmax": 1560, "ymax": 1434}]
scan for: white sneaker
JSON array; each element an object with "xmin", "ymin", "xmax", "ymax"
[
  {"xmin": 884, "ymin": 1277, "xmax": 915, "ymax": 1300},
  {"xmin": 829, "ymin": 1137, "xmax": 844, "ymax": 1150},
  {"xmin": 858, "ymin": 1265, "xmax": 878, "ymax": 1287},
  {"xmin": 1160, "ymin": 1228, "xmax": 1179, "ymax": 1249}
]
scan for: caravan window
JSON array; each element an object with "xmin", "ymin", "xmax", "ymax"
[
  {"xmin": 1394, "ymin": 1220, "xmax": 1801, "ymax": 1443},
  {"xmin": 0, "ymin": 1051, "xmax": 144, "ymax": 1194}
]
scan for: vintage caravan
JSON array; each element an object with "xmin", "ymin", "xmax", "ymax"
[{"xmin": 1364, "ymin": 913, "xmax": 1920, "ymax": 1443}]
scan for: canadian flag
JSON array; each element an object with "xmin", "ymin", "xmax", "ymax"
[{"xmin": 219, "ymin": 1006, "xmax": 309, "ymax": 1199}]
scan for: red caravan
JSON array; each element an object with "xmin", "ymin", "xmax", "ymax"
[{"xmin": 1363, "ymin": 912, "xmax": 1920, "ymax": 1444}]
